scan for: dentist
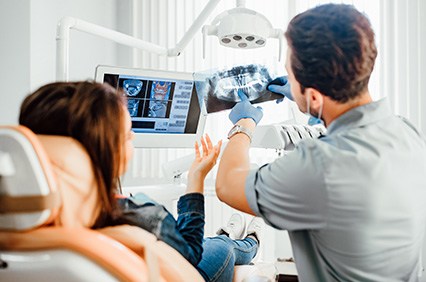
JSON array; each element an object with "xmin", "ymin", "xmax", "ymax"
[{"xmin": 216, "ymin": 3, "xmax": 426, "ymax": 282}]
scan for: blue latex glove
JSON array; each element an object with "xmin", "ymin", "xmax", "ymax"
[
  {"xmin": 229, "ymin": 89, "xmax": 263, "ymax": 124},
  {"xmin": 267, "ymin": 76, "xmax": 293, "ymax": 103}
]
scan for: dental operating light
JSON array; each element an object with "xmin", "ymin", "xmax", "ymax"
[
  {"xmin": 56, "ymin": 0, "xmax": 284, "ymax": 81},
  {"xmin": 202, "ymin": 0, "xmax": 284, "ymax": 60}
]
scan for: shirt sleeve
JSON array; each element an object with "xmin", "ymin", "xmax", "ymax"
[{"xmin": 245, "ymin": 140, "xmax": 328, "ymax": 231}]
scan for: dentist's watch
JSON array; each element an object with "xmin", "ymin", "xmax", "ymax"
[{"xmin": 227, "ymin": 124, "xmax": 253, "ymax": 142}]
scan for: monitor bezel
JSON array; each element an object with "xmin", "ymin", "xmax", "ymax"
[{"xmin": 95, "ymin": 65, "xmax": 206, "ymax": 148}]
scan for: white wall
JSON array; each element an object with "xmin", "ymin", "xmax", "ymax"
[
  {"xmin": 0, "ymin": 0, "xmax": 31, "ymax": 124},
  {"xmin": 0, "ymin": 0, "xmax": 120, "ymax": 124}
]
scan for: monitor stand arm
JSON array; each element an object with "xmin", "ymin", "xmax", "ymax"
[{"xmin": 56, "ymin": 0, "xmax": 222, "ymax": 81}]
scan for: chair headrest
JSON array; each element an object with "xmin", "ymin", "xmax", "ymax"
[
  {"xmin": 0, "ymin": 126, "xmax": 60, "ymax": 230},
  {"xmin": 0, "ymin": 126, "xmax": 102, "ymax": 230}
]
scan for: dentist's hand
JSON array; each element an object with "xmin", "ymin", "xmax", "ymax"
[
  {"xmin": 229, "ymin": 89, "xmax": 263, "ymax": 124},
  {"xmin": 267, "ymin": 76, "xmax": 293, "ymax": 103}
]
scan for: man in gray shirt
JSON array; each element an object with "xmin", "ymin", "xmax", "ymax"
[{"xmin": 216, "ymin": 4, "xmax": 426, "ymax": 282}]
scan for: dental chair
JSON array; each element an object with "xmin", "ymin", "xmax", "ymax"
[{"xmin": 0, "ymin": 125, "xmax": 204, "ymax": 282}]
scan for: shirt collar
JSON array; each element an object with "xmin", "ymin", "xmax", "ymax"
[{"xmin": 326, "ymin": 98, "xmax": 392, "ymax": 135}]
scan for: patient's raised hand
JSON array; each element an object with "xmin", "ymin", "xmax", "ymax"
[{"xmin": 187, "ymin": 134, "xmax": 222, "ymax": 194}]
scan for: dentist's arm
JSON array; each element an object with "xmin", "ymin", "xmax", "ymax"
[
  {"xmin": 216, "ymin": 118, "xmax": 256, "ymax": 214},
  {"xmin": 216, "ymin": 90, "xmax": 262, "ymax": 215}
]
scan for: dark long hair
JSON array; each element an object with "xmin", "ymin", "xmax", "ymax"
[
  {"xmin": 285, "ymin": 4, "xmax": 377, "ymax": 102},
  {"xmin": 19, "ymin": 81, "xmax": 126, "ymax": 227}
]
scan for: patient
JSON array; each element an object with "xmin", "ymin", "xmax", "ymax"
[{"xmin": 19, "ymin": 81, "xmax": 262, "ymax": 282}]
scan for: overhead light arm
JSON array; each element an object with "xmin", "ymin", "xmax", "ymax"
[
  {"xmin": 56, "ymin": 0, "xmax": 222, "ymax": 81},
  {"xmin": 167, "ymin": 0, "xmax": 222, "ymax": 57}
]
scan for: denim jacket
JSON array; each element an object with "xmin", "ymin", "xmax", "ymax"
[{"xmin": 114, "ymin": 193, "xmax": 205, "ymax": 266}]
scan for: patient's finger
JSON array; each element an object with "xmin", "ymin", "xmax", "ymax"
[
  {"xmin": 205, "ymin": 134, "xmax": 213, "ymax": 150},
  {"xmin": 215, "ymin": 140, "xmax": 223, "ymax": 156},
  {"xmin": 213, "ymin": 140, "xmax": 222, "ymax": 161},
  {"xmin": 201, "ymin": 136, "xmax": 208, "ymax": 157},
  {"xmin": 194, "ymin": 141, "xmax": 200, "ymax": 160}
]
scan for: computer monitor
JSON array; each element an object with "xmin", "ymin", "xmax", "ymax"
[{"xmin": 95, "ymin": 65, "xmax": 206, "ymax": 148}]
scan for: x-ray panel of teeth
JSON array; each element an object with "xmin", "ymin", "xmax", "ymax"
[
  {"xmin": 118, "ymin": 78, "xmax": 148, "ymax": 118},
  {"xmin": 212, "ymin": 65, "xmax": 268, "ymax": 102},
  {"xmin": 128, "ymin": 99, "xmax": 140, "ymax": 117},
  {"xmin": 123, "ymin": 79, "xmax": 143, "ymax": 96},
  {"xmin": 194, "ymin": 64, "xmax": 284, "ymax": 114},
  {"xmin": 123, "ymin": 80, "xmax": 143, "ymax": 117}
]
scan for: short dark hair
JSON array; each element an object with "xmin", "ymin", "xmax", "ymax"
[
  {"xmin": 285, "ymin": 4, "xmax": 377, "ymax": 103},
  {"xmin": 19, "ymin": 81, "xmax": 126, "ymax": 227}
]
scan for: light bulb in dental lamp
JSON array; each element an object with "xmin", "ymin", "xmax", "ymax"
[{"xmin": 202, "ymin": 7, "xmax": 284, "ymax": 60}]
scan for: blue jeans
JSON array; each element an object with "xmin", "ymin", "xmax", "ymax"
[
  {"xmin": 197, "ymin": 235, "xmax": 258, "ymax": 282},
  {"xmin": 115, "ymin": 193, "xmax": 258, "ymax": 281}
]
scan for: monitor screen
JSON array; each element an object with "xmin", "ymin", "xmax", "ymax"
[{"xmin": 95, "ymin": 66, "xmax": 206, "ymax": 148}]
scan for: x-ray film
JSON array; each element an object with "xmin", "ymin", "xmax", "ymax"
[{"xmin": 194, "ymin": 64, "xmax": 283, "ymax": 114}]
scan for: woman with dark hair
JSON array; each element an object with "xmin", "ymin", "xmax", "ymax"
[{"xmin": 19, "ymin": 81, "xmax": 263, "ymax": 282}]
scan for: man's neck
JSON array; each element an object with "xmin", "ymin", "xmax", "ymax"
[{"xmin": 323, "ymin": 91, "xmax": 372, "ymax": 127}]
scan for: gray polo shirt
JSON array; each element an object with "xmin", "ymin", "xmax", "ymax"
[{"xmin": 246, "ymin": 99, "xmax": 426, "ymax": 282}]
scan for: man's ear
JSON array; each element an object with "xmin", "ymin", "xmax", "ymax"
[{"xmin": 305, "ymin": 87, "xmax": 324, "ymax": 112}]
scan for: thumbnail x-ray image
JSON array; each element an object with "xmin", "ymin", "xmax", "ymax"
[
  {"xmin": 148, "ymin": 101, "xmax": 168, "ymax": 118},
  {"xmin": 123, "ymin": 79, "xmax": 144, "ymax": 117},
  {"xmin": 148, "ymin": 81, "xmax": 171, "ymax": 118},
  {"xmin": 194, "ymin": 64, "xmax": 283, "ymax": 114},
  {"xmin": 124, "ymin": 79, "xmax": 143, "ymax": 96}
]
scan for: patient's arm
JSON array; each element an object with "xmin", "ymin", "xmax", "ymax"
[
  {"xmin": 187, "ymin": 134, "xmax": 222, "ymax": 194},
  {"xmin": 98, "ymin": 225, "xmax": 155, "ymax": 257},
  {"xmin": 98, "ymin": 225, "xmax": 204, "ymax": 281}
]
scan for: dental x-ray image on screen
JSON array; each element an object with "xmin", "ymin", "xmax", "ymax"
[
  {"xmin": 148, "ymin": 81, "xmax": 172, "ymax": 118},
  {"xmin": 122, "ymin": 79, "xmax": 147, "ymax": 117},
  {"xmin": 194, "ymin": 64, "xmax": 283, "ymax": 114}
]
